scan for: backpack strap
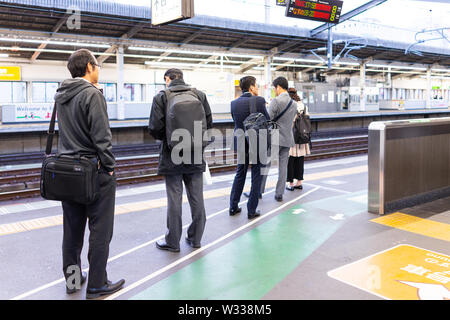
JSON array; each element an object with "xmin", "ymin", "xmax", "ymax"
[
  {"xmin": 273, "ymin": 99, "xmax": 294, "ymax": 123},
  {"xmin": 249, "ymin": 96, "xmax": 257, "ymax": 114},
  {"xmin": 45, "ymin": 102, "xmax": 57, "ymax": 155}
]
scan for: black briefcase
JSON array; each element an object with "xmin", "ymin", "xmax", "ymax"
[{"xmin": 40, "ymin": 103, "xmax": 99, "ymax": 204}]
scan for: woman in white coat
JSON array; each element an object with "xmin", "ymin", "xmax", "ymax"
[{"xmin": 286, "ymin": 88, "xmax": 311, "ymax": 191}]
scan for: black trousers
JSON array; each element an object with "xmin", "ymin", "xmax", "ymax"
[
  {"xmin": 230, "ymin": 160, "xmax": 262, "ymax": 214},
  {"xmin": 287, "ymin": 156, "xmax": 304, "ymax": 183},
  {"xmin": 61, "ymin": 169, "xmax": 116, "ymax": 289}
]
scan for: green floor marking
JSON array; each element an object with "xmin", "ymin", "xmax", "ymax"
[{"xmin": 131, "ymin": 190, "xmax": 367, "ymax": 300}]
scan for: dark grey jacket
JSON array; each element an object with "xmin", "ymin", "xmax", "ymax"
[
  {"xmin": 54, "ymin": 78, "xmax": 115, "ymax": 172},
  {"xmin": 148, "ymin": 79, "xmax": 213, "ymax": 175}
]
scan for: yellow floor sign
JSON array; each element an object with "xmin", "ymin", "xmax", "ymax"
[{"xmin": 328, "ymin": 245, "xmax": 450, "ymax": 300}]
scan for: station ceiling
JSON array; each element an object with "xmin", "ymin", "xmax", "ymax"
[{"xmin": 0, "ymin": 0, "xmax": 449, "ymax": 77}]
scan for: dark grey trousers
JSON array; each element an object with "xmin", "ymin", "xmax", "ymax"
[{"xmin": 164, "ymin": 172, "xmax": 206, "ymax": 248}]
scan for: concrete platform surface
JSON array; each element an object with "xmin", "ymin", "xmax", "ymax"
[{"xmin": 0, "ymin": 154, "xmax": 449, "ymax": 300}]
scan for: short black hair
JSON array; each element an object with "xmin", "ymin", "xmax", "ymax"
[
  {"xmin": 164, "ymin": 68, "xmax": 183, "ymax": 81},
  {"xmin": 67, "ymin": 49, "xmax": 97, "ymax": 78},
  {"xmin": 239, "ymin": 76, "xmax": 256, "ymax": 92},
  {"xmin": 272, "ymin": 76, "xmax": 289, "ymax": 90}
]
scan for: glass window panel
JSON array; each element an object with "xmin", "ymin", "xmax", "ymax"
[
  {"xmin": 134, "ymin": 84, "xmax": 142, "ymax": 102},
  {"xmin": 100, "ymin": 83, "xmax": 116, "ymax": 102},
  {"xmin": 123, "ymin": 83, "xmax": 133, "ymax": 102},
  {"xmin": 12, "ymin": 82, "xmax": 27, "ymax": 103},
  {"xmin": 0, "ymin": 82, "xmax": 12, "ymax": 103},
  {"xmin": 32, "ymin": 82, "xmax": 46, "ymax": 103},
  {"xmin": 45, "ymin": 82, "xmax": 59, "ymax": 103},
  {"xmin": 105, "ymin": 83, "xmax": 116, "ymax": 102}
]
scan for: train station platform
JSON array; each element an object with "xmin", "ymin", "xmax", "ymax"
[{"xmin": 0, "ymin": 154, "xmax": 448, "ymax": 301}]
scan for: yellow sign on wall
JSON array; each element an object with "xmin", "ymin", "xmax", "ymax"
[
  {"xmin": 328, "ymin": 245, "xmax": 450, "ymax": 300},
  {"xmin": 0, "ymin": 66, "xmax": 21, "ymax": 81}
]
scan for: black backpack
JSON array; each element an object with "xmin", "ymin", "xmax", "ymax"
[
  {"xmin": 164, "ymin": 87, "xmax": 207, "ymax": 149},
  {"xmin": 293, "ymin": 107, "xmax": 311, "ymax": 144}
]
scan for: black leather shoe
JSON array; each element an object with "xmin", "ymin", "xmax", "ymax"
[
  {"xmin": 294, "ymin": 185, "xmax": 303, "ymax": 190},
  {"xmin": 86, "ymin": 279, "xmax": 125, "ymax": 299},
  {"xmin": 229, "ymin": 207, "xmax": 242, "ymax": 216},
  {"xmin": 286, "ymin": 185, "xmax": 295, "ymax": 191},
  {"xmin": 66, "ymin": 271, "xmax": 87, "ymax": 294},
  {"xmin": 156, "ymin": 240, "xmax": 180, "ymax": 252},
  {"xmin": 185, "ymin": 237, "xmax": 201, "ymax": 248},
  {"xmin": 244, "ymin": 192, "xmax": 262, "ymax": 199},
  {"xmin": 248, "ymin": 210, "xmax": 261, "ymax": 219},
  {"xmin": 275, "ymin": 195, "xmax": 283, "ymax": 202}
]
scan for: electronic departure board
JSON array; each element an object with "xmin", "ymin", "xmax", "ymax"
[{"xmin": 285, "ymin": 0, "xmax": 343, "ymax": 24}]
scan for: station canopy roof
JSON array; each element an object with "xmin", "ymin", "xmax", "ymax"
[{"xmin": 0, "ymin": 0, "xmax": 449, "ymax": 78}]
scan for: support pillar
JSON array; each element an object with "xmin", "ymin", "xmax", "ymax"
[
  {"xmin": 360, "ymin": 61, "xmax": 366, "ymax": 112},
  {"xmin": 426, "ymin": 66, "xmax": 432, "ymax": 109},
  {"xmin": 117, "ymin": 45, "xmax": 125, "ymax": 120},
  {"xmin": 264, "ymin": 55, "xmax": 272, "ymax": 103},
  {"xmin": 265, "ymin": 0, "xmax": 270, "ymax": 24},
  {"xmin": 327, "ymin": 24, "xmax": 333, "ymax": 69}
]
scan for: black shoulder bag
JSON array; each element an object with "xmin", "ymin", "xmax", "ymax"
[{"xmin": 40, "ymin": 103, "xmax": 99, "ymax": 204}]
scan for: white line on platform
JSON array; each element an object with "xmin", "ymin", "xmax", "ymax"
[
  {"xmin": 105, "ymin": 187, "xmax": 320, "ymax": 300},
  {"xmin": 0, "ymin": 155, "xmax": 366, "ymax": 217},
  {"xmin": 10, "ymin": 188, "xmax": 278, "ymax": 300}
]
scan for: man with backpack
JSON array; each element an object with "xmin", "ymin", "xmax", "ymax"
[
  {"xmin": 148, "ymin": 69, "xmax": 213, "ymax": 252},
  {"xmin": 229, "ymin": 76, "xmax": 270, "ymax": 219}
]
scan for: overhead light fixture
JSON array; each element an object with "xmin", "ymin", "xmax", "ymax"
[
  {"xmin": 125, "ymin": 53, "xmax": 243, "ymax": 64},
  {"xmin": 0, "ymin": 37, "xmax": 110, "ymax": 48},
  {"xmin": 273, "ymin": 57, "xmax": 324, "ymax": 64},
  {"xmin": 431, "ymin": 68, "xmax": 450, "ymax": 73},
  {"xmin": 129, "ymin": 46, "xmax": 261, "ymax": 59},
  {"xmin": 367, "ymin": 64, "xmax": 427, "ymax": 71},
  {"xmin": 144, "ymin": 61, "xmax": 240, "ymax": 69}
]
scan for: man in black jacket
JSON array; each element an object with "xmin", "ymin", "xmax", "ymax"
[
  {"xmin": 149, "ymin": 68, "xmax": 213, "ymax": 252},
  {"xmin": 55, "ymin": 49, "xmax": 124, "ymax": 299},
  {"xmin": 229, "ymin": 76, "xmax": 269, "ymax": 219}
]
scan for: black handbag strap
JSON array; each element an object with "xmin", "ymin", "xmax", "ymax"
[
  {"xmin": 45, "ymin": 102, "xmax": 57, "ymax": 155},
  {"xmin": 273, "ymin": 99, "xmax": 294, "ymax": 123}
]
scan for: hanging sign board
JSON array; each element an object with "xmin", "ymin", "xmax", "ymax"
[
  {"xmin": 0, "ymin": 66, "xmax": 21, "ymax": 81},
  {"xmin": 151, "ymin": 0, "xmax": 194, "ymax": 26},
  {"xmin": 285, "ymin": 0, "xmax": 343, "ymax": 24}
]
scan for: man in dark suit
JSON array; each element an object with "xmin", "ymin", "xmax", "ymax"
[{"xmin": 229, "ymin": 76, "xmax": 270, "ymax": 219}]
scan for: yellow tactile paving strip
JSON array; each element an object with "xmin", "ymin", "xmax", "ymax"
[
  {"xmin": 0, "ymin": 165, "xmax": 367, "ymax": 237},
  {"xmin": 371, "ymin": 212, "xmax": 450, "ymax": 242}
]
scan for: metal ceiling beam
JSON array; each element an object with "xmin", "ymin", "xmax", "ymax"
[
  {"xmin": 310, "ymin": 0, "xmax": 388, "ymax": 37},
  {"xmin": 30, "ymin": 14, "xmax": 69, "ymax": 62},
  {"xmin": 97, "ymin": 22, "xmax": 149, "ymax": 64},
  {"xmin": 178, "ymin": 29, "xmax": 206, "ymax": 47},
  {"xmin": 228, "ymin": 38, "xmax": 249, "ymax": 51},
  {"xmin": 238, "ymin": 57, "xmax": 264, "ymax": 73}
]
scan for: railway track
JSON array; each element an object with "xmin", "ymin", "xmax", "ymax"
[{"xmin": 0, "ymin": 135, "xmax": 368, "ymax": 201}]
